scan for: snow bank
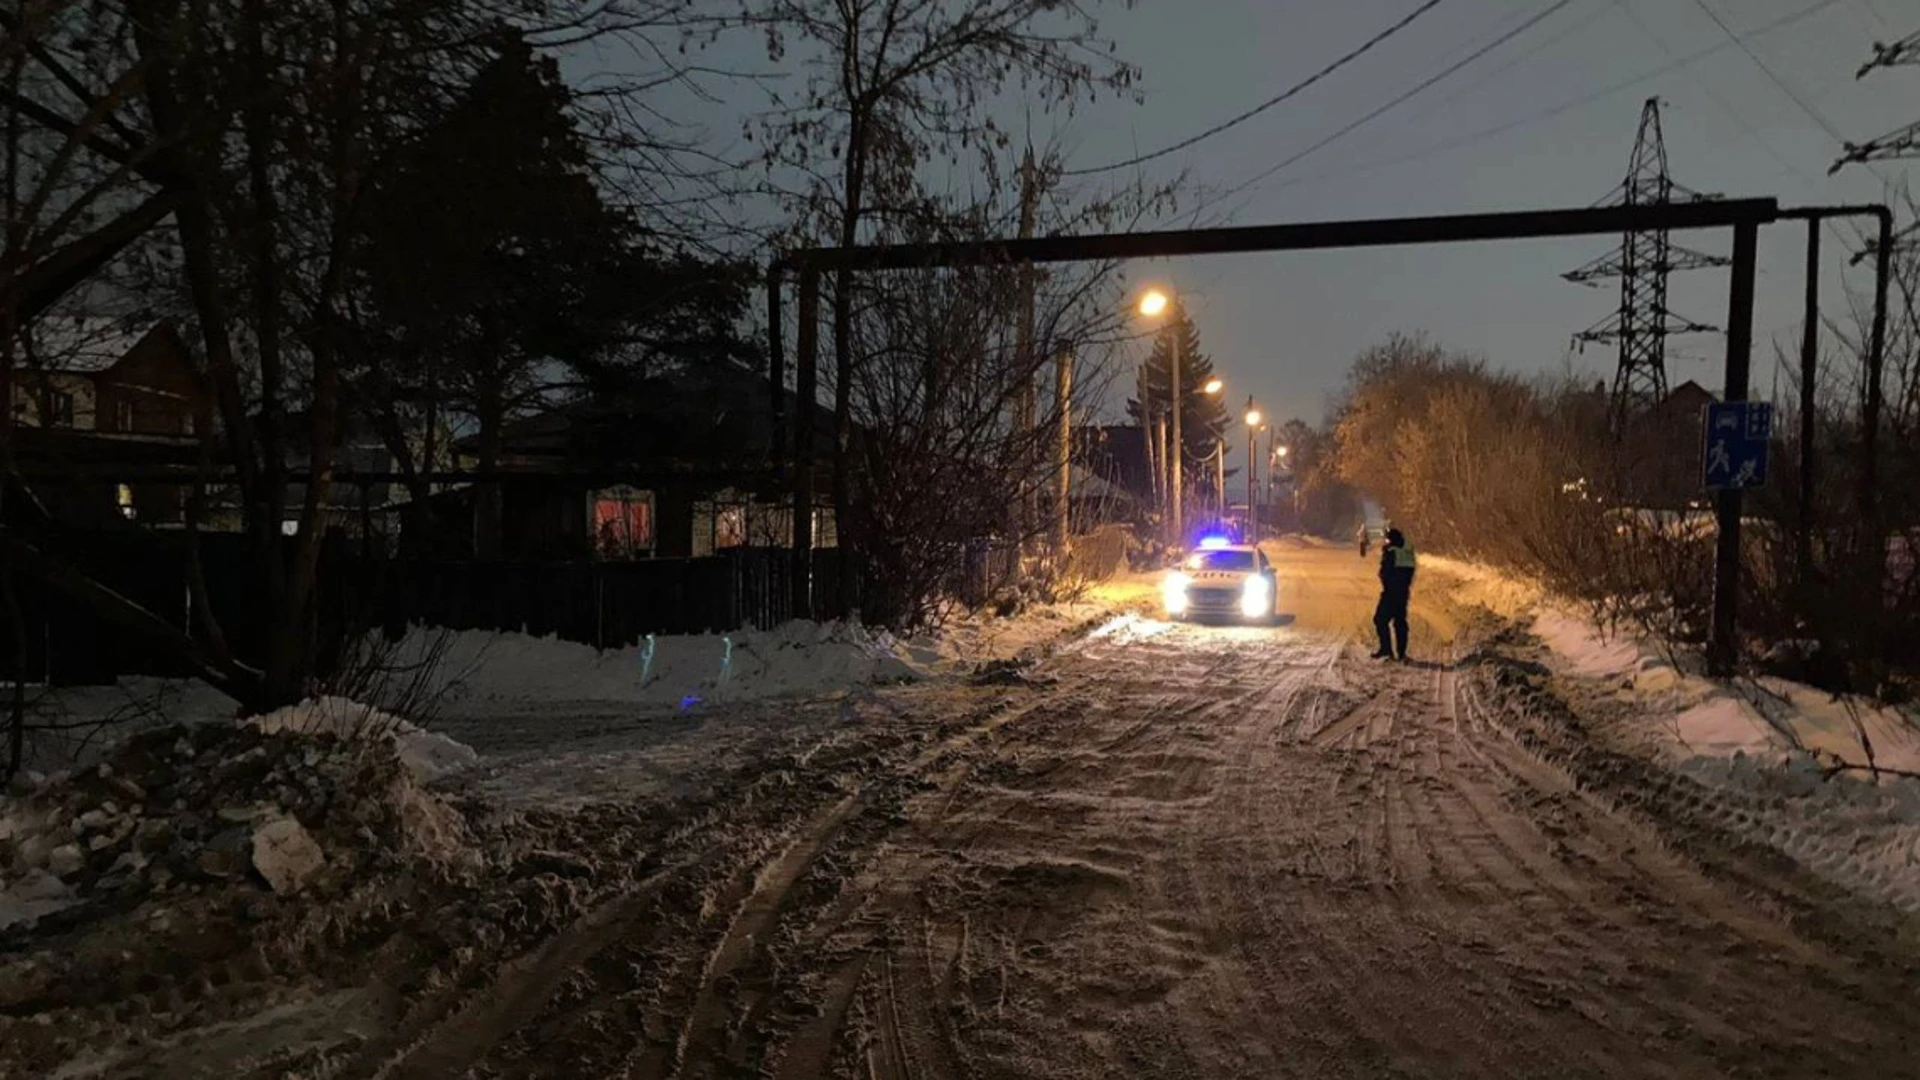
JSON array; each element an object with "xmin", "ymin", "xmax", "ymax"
[
  {"xmin": 1672, "ymin": 696, "xmax": 1775, "ymax": 756},
  {"xmin": 12, "ymin": 678, "xmax": 239, "ymax": 773},
  {"xmin": 247, "ymin": 697, "xmax": 480, "ymax": 782},
  {"xmin": 1, "ymin": 720, "xmax": 484, "ymax": 932},
  {"xmin": 1674, "ymin": 753, "xmax": 1920, "ymax": 915},
  {"xmin": 389, "ymin": 620, "xmax": 922, "ymax": 716},
  {"xmin": 1419, "ymin": 555, "xmax": 1544, "ymax": 621},
  {"xmin": 1531, "ymin": 609, "xmax": 1642, "ymax": 679},
  {"xmin": 1517, "ymin": 595, "xmax": 1920, "ymax": 911},
  {"xmin": 902, "ymin": 600, "xmax": 1119, "ymax": 674}
]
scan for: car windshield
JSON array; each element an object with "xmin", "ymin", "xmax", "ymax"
[{"xmin": 1184, "ymin": 549, "xmax": 1256, "ymax": 572}]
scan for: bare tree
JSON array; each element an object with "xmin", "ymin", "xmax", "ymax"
[{"xmin": 741, "ymin": 0, "xmax": 1139, "ymax": 593}]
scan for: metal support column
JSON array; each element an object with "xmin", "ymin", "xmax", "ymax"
[
  {"xmin": 1796, "ymin": 220, "xmax": 1818, "ymax": 591},
  {"xmin": 1709, "ymin": 221, "xmax": 1758, "ymax": 675},
  {"xmin": 792, "ymin": 270, "xmax": 819, "ymax": 619},
  {"xmin": 768, "ymin": 264, "xmax": 786, "ymax": 483},
  {"xmin": 1863, "ymin": 208, "xmax": 1893, "ymax": 532},
  {"xmin": 1054, "ymin": 348, "xmax": 1074, "ymax": 555}
]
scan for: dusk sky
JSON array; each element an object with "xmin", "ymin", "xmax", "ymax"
[
  {"xmin": 619, "ymin": 0, "xmax": 1918, "ymax": 445},
  {"xmin": 1059, "ymin": 0, "xmax": 1914, "ymax": 437}
]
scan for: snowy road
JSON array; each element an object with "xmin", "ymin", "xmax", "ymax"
[{"xmin": 358, "ymin": 545, "xmax": 1920, "ymax": 1079}]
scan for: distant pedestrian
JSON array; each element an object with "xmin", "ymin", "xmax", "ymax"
[
  {"xmin": 1371, "ymin": 527, "xmax": 1416, "ymax": 661},
  {"xmin": 1356, "ymin": 521, "xmax": 1370, "ymax": 558}
]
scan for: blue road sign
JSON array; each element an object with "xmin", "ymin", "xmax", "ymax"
[{"xmin": 1702, "ymin": 401, "xmax": 1772, "ymax": 490}]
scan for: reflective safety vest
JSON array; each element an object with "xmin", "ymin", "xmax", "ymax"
[{"xmin": 1391, "ymin": 545, "xmax": 1417, "ymax": 569}]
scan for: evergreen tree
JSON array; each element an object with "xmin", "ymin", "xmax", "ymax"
[{"xmin": 1125, "ymin": 301, "xmax": 1232, "ymax": 496}]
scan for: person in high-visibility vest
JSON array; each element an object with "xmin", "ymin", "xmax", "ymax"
[{"xmin": 1371, "ymin": 527, "xmax": 1417, "ymax": 661}]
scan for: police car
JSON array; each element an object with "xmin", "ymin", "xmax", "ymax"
[{"xmin": 1162, "ymin": 538, "xmax": 1279, "ymax": 622}]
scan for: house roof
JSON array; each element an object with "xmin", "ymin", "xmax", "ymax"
[
  {"xmin": 459, "ymin": 362, "xmax": 837, "ymax": 473},
  {"xmin": 23, "ymin": 316, "xmax": 170, "ymax": 375},
  {"xmin": 1067, "ymin": 462, "xmax": 1137, "ymax": 505}
]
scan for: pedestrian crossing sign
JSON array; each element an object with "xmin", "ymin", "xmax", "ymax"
[{"xmin": 1702, "ymin": 401, "xmax": 1771, "ymax": 491}]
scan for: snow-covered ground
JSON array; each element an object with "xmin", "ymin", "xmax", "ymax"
[
  {"xmin": 381, "ymin": 602, "xmax": 1121, "ymax": 720},
  {"xmin": 1517, "ymin": 596, "xmax": 1920, "ymax": 914}
]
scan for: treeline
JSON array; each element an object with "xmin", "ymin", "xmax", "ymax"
[
  {"xmin": 1, "ymin": 0, "xmax": 1163, "ymax": 739},
  {"xmin": 1322, "ymin": 327, "xmax": 1920, "ymax": 700}
]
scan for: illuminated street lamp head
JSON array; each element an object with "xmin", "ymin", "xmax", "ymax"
[
  {"xmin": 1276, "ymin": 445, "xmax": 1289, "ymax": 458},
  {"xmin": 1137, "ymin": 288, "xmax": 1171, "ymax": 318},
  {"xmin": 1202, "ymin": 377, "xmax": 1224, "ymax": 395},
  {"xmin": 1245, "ymin": 407, "xmax": 1263, "ymax": 427}
]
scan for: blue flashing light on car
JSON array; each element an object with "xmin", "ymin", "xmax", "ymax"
[{"xmin": 1197, "ymin": 535, "xmax": 1233, "ymax": 550}]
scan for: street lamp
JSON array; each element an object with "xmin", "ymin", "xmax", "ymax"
[
  {"xmin": 1137, "ymin": 286, "xmax": 1184, "ymax": 543},
  {"xmin": 1271, "ymin": 444, "xmax": 1290, "ymax": 532},
  {"xmin": 1198, "ymin": 377, "xmax": 1227, "ymax": 525},
  {"xmin": 1244, "ymin": 398, "xmax": 1263, "ymax": 540}
]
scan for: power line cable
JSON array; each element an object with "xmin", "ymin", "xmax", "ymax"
[
  {"xmin": 1063, "ymin": 0, "xmax": 1450, "ymax": 176},
  {"xmin": 1216, "ymin": 0, "xmax": 1583, "ymax": 205},
  {"xmin": 1384, "ymin": 0, "xmax": 1619, "ymax": 133},
  {"xmin": 1618, "ymin": 1, "xmax": 1821, "ymax": 185},
  {"xmin": 1237, "ymin": 0, "xmax": 1847, "ymax": 199},
  {"xmin": 1684, "ymin": 0, "xmax": 1849, "ymax": 143}
]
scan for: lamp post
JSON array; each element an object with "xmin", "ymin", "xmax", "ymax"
[
  {"xmin": 1200, "ymin": 376, "xmax": 1225, "ymax": 526},
  {"xmin": 1138, "ymin": 287, "xmax": 1182, "ymax": 544},
  {"xmin": 1273, "ymin": 444, "xmax": 1290, "ymax": 532},
  {"xmin": 1244, "ymin": 397, "xmax": 1263, "ymax": 540}
]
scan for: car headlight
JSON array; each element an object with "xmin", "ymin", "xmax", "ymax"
[
  {"xmin": 1163, "ymin": 571, "xmax": 1191, "ymax": 614},
  {"xmin": 1240, "ymin": 574, "xmax": 1270, "ymax": 617}
]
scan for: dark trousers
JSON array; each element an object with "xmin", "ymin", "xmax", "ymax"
[{"xmin": 1374, "ymin": 586, "xmax": 1410, "ymax": 658}]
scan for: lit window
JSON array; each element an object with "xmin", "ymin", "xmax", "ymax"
[
  {"xmin": 591, "ymin": 487, "xmax": 653, "ymax": 559},
  {"xmin": 116, "ymin": 483, "xmax": 136, "ymax": 521}
]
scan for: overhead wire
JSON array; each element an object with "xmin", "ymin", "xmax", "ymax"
[
  {"xmin": 1232, "ymin": 0, "xmax": 1848, "ymax": 201},
  {"xmin": 1062, "ymin": 0, "xmax": 1451, "ymax": 176},
  {"xmin": 1214, "ymin": 0, "xmax": 1584, "ymax": 207},
  {"xmin": 1683, "ymin": 0, "xmax": 1849, "ymax": 144}
]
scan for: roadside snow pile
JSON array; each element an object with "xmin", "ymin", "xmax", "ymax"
[
  {"xmin": 247, "ymin": 696, "xmax": 480, "ymax": 782},
  {"xmin": 0, "ymin": 720, "xmax": 481, "ymax": 933},
  {"xmin": 1675, "ymin": 751, "xmax": 1920, "ymax": 914},
  {"xmin": 1519, "ymin": 599, "xmax": 1920, "ymax": 912},
  {"xmin": 1422, "ymin": 554, "xmax": 1543, "ymax": 621},
  {"xmin": 12, "ymin": 677, "xmax": 239, "ymax": 773},
  {"xmin": 389, "ymin": 619, "xmax": 921, "ymax": 715},
  {"xmin": 1671, "ymin": 696, "xmax": 1776, "ymax": 755},
  {"xmin": 1531, "ymin": 608, "xmax": 1651, "ymax": 681},
  {"xmin": 901, "ymin": 600, "xmax": 1119, "ymax": 675}
]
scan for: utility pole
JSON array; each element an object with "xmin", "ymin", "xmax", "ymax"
[
  {"xmin": 1168, "ymin": 312, "xmax": 1183, "ymax": 545},
  {"xmin": 1154, "ymin": 417, "xmax": 1168, "ymax": 523},
  {"xmin": 1054, "ymin": 347, "xmax": 1073, "ymax": 555},
  {"xmin": 1834, "ymin": 26, "xmax": 1920, "ymax": 174},
  {"xmin": 1215, "ymin": 440, "xmax": 1226, "ymax": 527},
  {"xmin": 1014, "ymin": 150, "xmax": 1040, "ymax": 551},
  {"xmin": 1244, "ymin": 397, "xmax": 1259, "ymax": 539},
  {"xmin": 1837, "ymin": 31, "xmax": 1915, "ymax": 546},
  {"xmin": 1246, "ymin": 433, "xmax": 1256, "ymax": 539},
  {"xmin": 1564, "ymin": 98, "xmax": 1727, "ymax": 431},
  {"xmin": 1265, "ymin": 425, "xmax": 1276, "ymax": 526},
  {"xmin": 1796, "ymin": 219, "xmax": 1818, "ymax": 594},
  {"xmin": 1708, "ymin": 222, "xmax": 1758, "ymax": 676}
]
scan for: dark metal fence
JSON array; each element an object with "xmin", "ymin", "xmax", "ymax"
[
  {"xmin": 3, "ymin": 533, "xmax": 857, "ymax": 685},
  {"xmin": 349, "ymin": 546, "xmax": 857, "ymax": 649}
]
